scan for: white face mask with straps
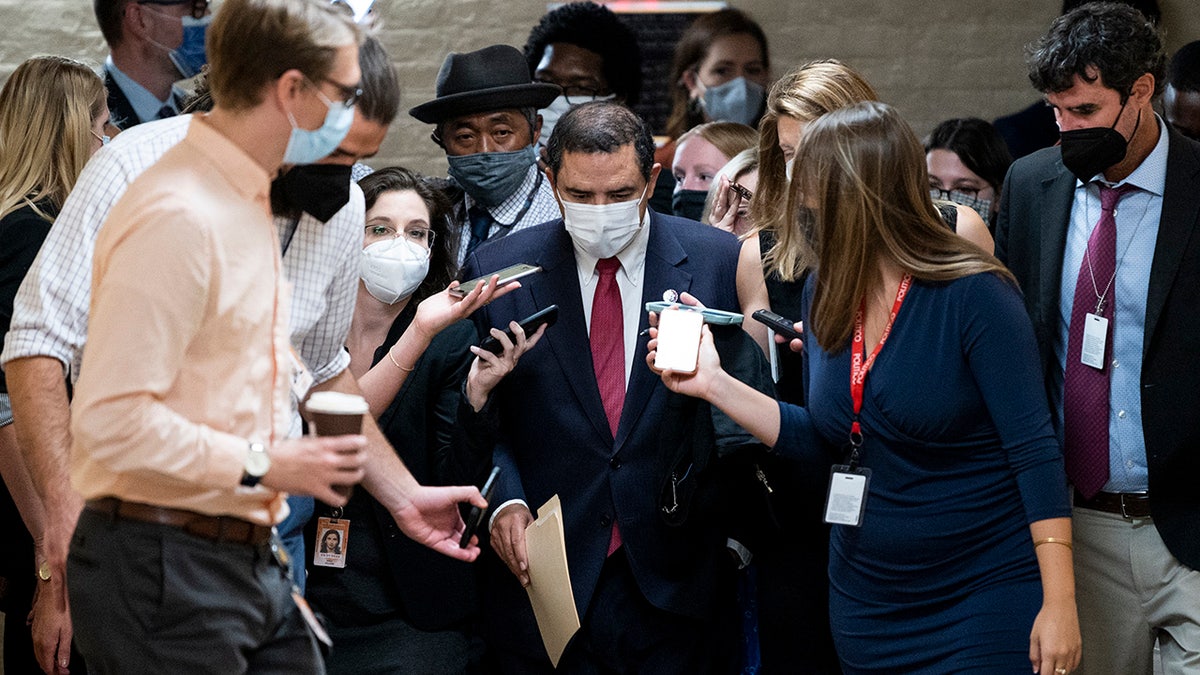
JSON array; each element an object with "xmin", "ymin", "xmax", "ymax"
[
  {"xmin": 359, "ymin": 237, "xmax": 430, "ymax": 304},
  {"xmin": 557, "ymin": 185, "xmax": 648, "ymax": 259}
]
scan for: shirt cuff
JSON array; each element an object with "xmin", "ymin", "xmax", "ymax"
[
  {"xmin": 488, "ymin": 499, "xmax": 529, "ymax": 534},
  {"xmin": 726, "ymin": 537, "xmax": 753, "ymax": 569}
]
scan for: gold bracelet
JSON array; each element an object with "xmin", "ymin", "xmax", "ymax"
[
  {"xmin": 1034, "ymin": 537, "xmax": 1073, "ymax": 551},
  {"xmin": 387, "ymin": 348, "xmax": 415, "ymax": 372}
]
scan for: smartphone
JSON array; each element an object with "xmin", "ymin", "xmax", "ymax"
[
  {"xmin": 479, "ymin": 305, "xmax": 558, "ymax": 354},
  {"xmin": 728, "ymin": 181, "xmax": 753, "ymax": 201},
  {"xmin": 653, "ymin": 307, "xmax": 705, "ymax": 373},
  {"xmin": 451, "ymin": 263, "xmax": 541, "ymax": 297},
  {"xmin": 644, "ymin": 301, "xmax": 744, "ymax": 326},
  {"xmin": 752, "ymin": 309, "xmax": 803, "ymax": 341},
  {"xmin": 459, "ymin": 466, "xmax": 501, "ymax": 548}
]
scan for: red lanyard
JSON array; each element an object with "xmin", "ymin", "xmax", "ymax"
[{"xmin": 848, "ymin": 274, "xmax": 912, "ymax": 451}]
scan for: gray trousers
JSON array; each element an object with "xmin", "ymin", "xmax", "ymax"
[
  {"xmin": 68, "ymin": 508, "xmax": 324, "ymax": 674},
  {"xmin": 1074, "ymin": 506, "xmax": 1200, "ymax": 675}
]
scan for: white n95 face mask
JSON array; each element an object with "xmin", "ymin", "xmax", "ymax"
[
  {"xmin": 557, "ymin": 186, "xmax": 647, "ymax": 259},
  {"xmin": 538, "ymin": 93, "xmax": 616, "ymax": 146},
  {"xmin": 360, "ymin": 237, "xmax": 430, "ymax": 305}
]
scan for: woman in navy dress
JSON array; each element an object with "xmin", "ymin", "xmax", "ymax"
[{"xmin": 650, "ymin": 102, "xmax": 1081, "ymax": 675}]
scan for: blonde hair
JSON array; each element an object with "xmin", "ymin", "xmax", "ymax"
[
  {"xmin": 0, "ymin": 55, "xmax": 105, "ymax": 222},
  {"xmin": 794, "ymin": 102, "xmax": 1013, "ymax": 351},
  {"xmin": 754, "ymin": 60, "xmax": 879, "ymax": 281},
  {"xmin": 207, "ymin": 0, "xmax": 361, "ymax": 111},
  {"xmin": 675, "ymin": 121, "xmax": 758, "ymax": 165}
]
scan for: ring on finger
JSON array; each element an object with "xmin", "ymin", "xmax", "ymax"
[{"xmin": 1055, "ymin": 668, "xmax": 1067, "ymax": 674}]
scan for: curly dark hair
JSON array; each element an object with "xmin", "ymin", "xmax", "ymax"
[
  {"xmin": 1027, "ymin": 1, "xmax": 1166, "ymax": 100},
  {"xmin": 523, "ymin": 2, "xmax": 643, "ymax": 106},
  {"xmin": 358, "ymin": 167, "xmax": 457, "ymax": 303},
  {"xmin": 1168, "ymin": 40, "xmax": 1200, "ymax": 93}
]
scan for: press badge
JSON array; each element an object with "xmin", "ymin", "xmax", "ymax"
[
  {"xmin": 313, "ymin": 516, "xmax": 349, "ymax": 569},
  {"xmin": 824, "ymin": 465, "xmax": 871, "ymax": 527},
  {"xmin": 1080, "ymin": 313, "xmax": 1108, "ymax": 370}
]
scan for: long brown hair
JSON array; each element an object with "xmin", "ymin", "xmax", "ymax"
[
  {"xmin": 793, "ymin": 102, "xmax": 1013, "ymax": 352},
  {"xmin": 664, "ymin": 8, "xmax": 769, "ymax": 140},
  {"xmin": 0, "ymin": 56, "xmax": 106, "ymax": 222},
  {"xmin": 755, "ymin": 60, "xmax": 878, "ymax": 282}
]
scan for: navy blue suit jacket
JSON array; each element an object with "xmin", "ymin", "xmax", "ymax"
[
  {"xmin": 995, "ymin": 126, "xmax": 1200, "ymax": 570},
  {"xmin": 463, "ymin": 210, "xmax": 742, "ymax": 655}
]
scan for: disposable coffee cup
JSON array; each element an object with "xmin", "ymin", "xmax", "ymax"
[
  {"xmin": 305, "ymin": 391, "xmax": 369, "ymax": 437},
  {"xmin": 305, "ymin": 392, "xmax": 370, "ymax": 499}
]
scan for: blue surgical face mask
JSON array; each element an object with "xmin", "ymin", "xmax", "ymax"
[
  {"xmin": 701, "ymin": 76, "xmax": 765, "ymax": 127},
  {"xmin": 170, "ymin": 14, "xmax": 211, "ymax": 79},
  {"xmin": 447, "ymin": 145, "xmax": 537, "ymax": 207},
  {"xmin": 283, "ymin": 90, "xmax": 355, "ymax": 166}
]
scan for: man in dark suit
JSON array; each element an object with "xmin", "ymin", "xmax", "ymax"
[
  {"xmin": 462, "ymin": 101, "xmax": 744, "ymax": 673},
  {"xmin": 94, "ymin": 0, "xmax": 208, "ymax": 130},
  {"xmin": 995, "ymin": 4, "xmax": 1200, "ymax": 673}
]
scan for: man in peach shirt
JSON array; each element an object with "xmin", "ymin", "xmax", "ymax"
[{"xmin": 65, "ymin": 1, "xmax": 482, "ymax": 671}]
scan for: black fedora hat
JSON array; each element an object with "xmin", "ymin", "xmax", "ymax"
[{"xmin": 409, "ymin": 45, "xmax": 561, "ymax": 124}]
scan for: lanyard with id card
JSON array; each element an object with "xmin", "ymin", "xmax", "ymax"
[
  {"xmin": 314, "ymin": 509, "xmax": 349, "ymax": 569},
  {"xmin": 825, "ymin": 274, "xmax": 912, "ymax": 528}
]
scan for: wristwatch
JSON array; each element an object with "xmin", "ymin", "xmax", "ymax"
[
  {"xmin": 240, "ymin": 441, "xmax": 270, "ymax": 487},
  {"xmin": 37, "ymin": 560, "xmax": 51, "ymax": 582}
]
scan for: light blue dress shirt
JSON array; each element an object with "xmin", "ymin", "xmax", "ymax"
[
  {"xmin": 1054, "ymin": 115, "xmax": 1169, "ymax": 493},
  {"xmin": 105, "ymin": 57, "xmax": 179, "ymax": 125}
]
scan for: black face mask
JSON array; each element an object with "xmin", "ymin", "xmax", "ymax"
[
  {"xmin": 671, "ymin": 189, "xmax": 708, "ymax": 222},
  {"xmin": 270, "ymin": 164, "xmax": 353, "ymax": 223},
  {"xmin": 1059, "ymin": 97, "xmax": 1140, "ymax": 183}
]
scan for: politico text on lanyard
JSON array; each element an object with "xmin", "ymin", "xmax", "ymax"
[{"xmin": 824, "ymin": 273, "xmax": 913, "ymax": 527}]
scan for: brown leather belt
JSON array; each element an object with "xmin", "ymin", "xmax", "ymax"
[
  {"xmin": 1074, "ymin": 490, "xmax": 1151, "ymax": 519},
  {"xmin": 86, "ymin": 497, "xmax": 273, "ymax": 545}
]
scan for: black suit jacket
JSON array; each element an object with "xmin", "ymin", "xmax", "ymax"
[
  {"xmin": 105, "ymin": 70, "xmax": 141, "ymax": 131},
  {"xmin": 994, "ymin": 125, "xmax": 1200, "ymax": 570},
  {"xmin": 462, "ymin": 211, "xmax": 743, "ymax": 658}
]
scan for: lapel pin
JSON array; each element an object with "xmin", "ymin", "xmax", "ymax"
[{"xmin": 662, "ymin": 289, "xmax": 679, "ymax": 303}]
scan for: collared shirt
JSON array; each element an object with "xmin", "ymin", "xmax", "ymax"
[
  {"xmin": 452, "ymin": 162, "xmax": 560, "ymax": 266},
  {"xmin": 105, "ymin": 57, "xmax": 180, "ymax": 125},
  {"xmin": 1055, "ymin": 115, "xmax": 1168, "ymax": 493},
  {"xmin": 70, "ymin": 118, "xmax": 290, "ymax": 524},
  {"xmin": 575, "ymin": 218, "xmax": 651, "ymax": 389},
  {"xmin": 1, "ymin": 115, "xmax": 361, "ymax": 440}
]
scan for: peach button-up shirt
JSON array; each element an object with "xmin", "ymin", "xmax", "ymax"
[{"xmin": 71, "ymin": 117, "xmax": 292, "ymax": 525}]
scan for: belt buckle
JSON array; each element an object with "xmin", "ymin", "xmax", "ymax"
[{"xmin": 1118, "ymin": 493, "xmax": 1145, "ymax": 519}]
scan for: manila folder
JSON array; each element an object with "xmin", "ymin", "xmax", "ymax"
[{"xmin": 524, "ymin": 494, "xmax": 580, "ymax": 666}]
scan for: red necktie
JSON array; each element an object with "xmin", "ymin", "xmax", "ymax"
[
  {"xmin": 590, "ymin": 257, "xmax": 624, "ymax": 554},
  {"xmin": 1063, "ymin": 183, "xmax": 1134, "ymax": 498}
]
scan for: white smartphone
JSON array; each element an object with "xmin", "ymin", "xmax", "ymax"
[
  {"xmin": 451, "ymin": 263, "xmax": 541, "ymax": 296},
  {"xmin": 653, "ymin": 308, "xmax": 704, "ymax": 373}
]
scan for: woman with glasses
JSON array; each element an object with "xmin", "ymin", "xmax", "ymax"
[
  {"xmin": 0, "ymin": 54, "xmax": 107, "ymax": 674},
  {"xmin": 305, "ymin": 167, "xmax": 543, "ymax": 675},
  {"xmin": 925, "ymin": 117, "xmax": 1013, "ymax": 230}
]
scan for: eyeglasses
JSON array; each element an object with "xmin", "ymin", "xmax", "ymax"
[
  {"xmin": 304, "ymin": 74, "xmax": 362, "ymax": 109},
  {"xmin": 364, "ymin": 224, "xmax": 436, "ymax": 249},
  {"xmin": 536, "ymin": 79, "xmax": 611, "ymax": 105},
  {"xmin": 137, "ymin": 0, "xmax": 210, "ymax": 20},
  {"xmin": 930, "ymin": 185, "xmax": 981, "ymax": 201}
]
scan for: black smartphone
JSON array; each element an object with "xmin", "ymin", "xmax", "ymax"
[
  {"xmin": 451, "ymin": 263, "xmax": 541, "ymax": 296},
  {"xmin": 460, "ymin": 466, "xmax": 501, "ymax": 548},
  {"xmin": 479, "ymin": 305, "xmax": 558, "ymax": 354},
  {"xmin": 752, "ymin": 309, "xmax": 803, "ymax": 341}
]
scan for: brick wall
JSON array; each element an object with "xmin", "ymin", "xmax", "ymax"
[{"xmin": 1, "ymin": 0, "xmax": 1196, "ymax": 177}]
